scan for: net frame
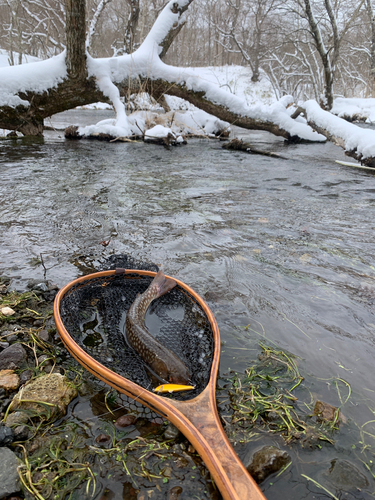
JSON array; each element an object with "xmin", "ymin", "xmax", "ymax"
[{"xmin": 54, "ymin": 268, "xmax": 220, "ymax": 417}]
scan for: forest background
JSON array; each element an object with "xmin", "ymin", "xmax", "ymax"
[{"xmin": 0, "ymin": 0, "xmax": 373, "ymax": 111}]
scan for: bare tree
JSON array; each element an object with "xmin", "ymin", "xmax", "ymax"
[
  {"xmin": 86, "ymin": 0, "xmax": 113, "ymax": 50},
  {"xmin": 0, "ymin": 0, "xmax": 66, "ymax": 60},
  {"xmin": 295, "ymin": 0, "xmax": 365, "ymax": 109},
  {"xmin": 365, "ymin": 0, "xmax": 375, "ymax": 95},
  {"xmin": 215, "ymin": 0, "xmax": 282, "ymax": 82}
]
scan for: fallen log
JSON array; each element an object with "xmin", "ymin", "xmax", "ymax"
[{"xmin": 222, "ymin": 138, "xmax": 288, "ymax": 159}]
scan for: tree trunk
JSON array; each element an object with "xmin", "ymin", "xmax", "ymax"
[
  {"xmin": 65, "ymin": 0, "xmax": 87, "ymax": 80},
  {"xmin": 124, "ymin": 0, "xmax": 140, "ymax": 53},
  {"xmin": 158, "ymin": 0, "xmax": 195, "ymax": 59},
  {"xmin": 366, "ymin": 0, "xmax": 375, "ymax": 96}
]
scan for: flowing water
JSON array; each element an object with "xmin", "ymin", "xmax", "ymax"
[{"xmin": 1, "ymin": 109, "xmax": 375, "ymax": 499}]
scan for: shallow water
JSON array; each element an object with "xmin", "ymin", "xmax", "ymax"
[{"xmin": 1, "ymin": 109, "xmax": 375, "ymax": 499}]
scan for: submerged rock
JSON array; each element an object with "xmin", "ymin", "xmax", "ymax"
[
  {"xmin": 114, "ymin": 414, "xmax": 138, "ymax": 429},
  {"xmin": 246, "ymin": 445, "xmax": 291, "ymax": 483},
  {"xmin": 0, "ymin": 344, "xmax": 27, "ymax": 370},
  {"xmin": 95, "ymin": 433, "xmax": 112, "ymax": 446},
  {"xmin": 326, "ymin": 459, "xmax": 369, "ymax": 490},
  {"xmin": 168, "ymin": 486, "xmax": 183, "ymax": 499},
  {"xmin": 164, "ymin": 423, "xmax": 181, "ymax": 440},
  {"xmin": 0, "ymin": 447, "xmax": 20, "ymax": 498},
  {"xmin": 9, "ymin": 373, "xmax": 77, "ymax": 420},
  {"xmin": 313, "ymin": 400, "xmax": 346, "ymax": 424}
]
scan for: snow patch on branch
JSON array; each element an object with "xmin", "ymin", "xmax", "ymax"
[
  {"xmin": 0, "ymin": 51, "xmax": 66, "ymax": 108},
  {"xmin": 304, "ymin": 100, "xmax": 375, "ymax": 159},
  {"xmin": 87, "ymin": 53, "xmax": 132, "ymax": 135},
  {"xmin": 136, "ymin": 0, "xmax": 189, "ymax": 56}
]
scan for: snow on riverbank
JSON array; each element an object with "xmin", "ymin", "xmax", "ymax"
[
  {"xmin": 331, "ymin": 97, "xmax": 375, "ymax": 124},
  {"xmin": 0, "ymin": 49, "xmax": 40, "ymax": 67}
]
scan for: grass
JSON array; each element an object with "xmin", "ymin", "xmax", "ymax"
[
  {"xmin": 0, "ymin": 290, "xmax": 43, "ymax": 323},
  {"xmin": 17, "ymin": 427, "xmax": 97, "ymax": 500},
  {"xmin": 220, "ymin": 344, "xmax": 338, "ymax": 446}
]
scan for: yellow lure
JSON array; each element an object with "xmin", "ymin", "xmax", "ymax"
[{"xmin": 154, "ymin": 384, "xmax": 195, "ymax": 394}]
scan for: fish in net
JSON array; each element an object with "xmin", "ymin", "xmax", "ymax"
[{"xmin": 59, "ymin": 255, "xmax": 214, "ymax": 403}]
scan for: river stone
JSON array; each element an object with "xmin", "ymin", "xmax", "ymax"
[
  {"xmin": 13, "ymin": 425, "xmax": 30, "ymax": 441},
  {"xmin": 168, "ymin": 486, "xmax": 183, "ymax": 500},
  {"xmin": 95, "ymin": 434, "xmax": 112, "ymax": 446},
  {"xmin": 10, "ymin": 373, "xmax": 77, "ymax": 420},
  {"xmin": 326, "ymin": 459, "xmax": 369, "ymax": 490},
  {"xmin": 246, "ymin": 445, "xmax": 291, "ymax": 483},
  {"xmin": 38, "ymin": 330, "xmax": 50, "ymax": 342},
  {"xmin": 4, "ymin": 411, "xmax": 29, "ymax": 427},
  {"xmin": 0, "ymin": 344, "xmax": 27, "ymax": 370},
  {"xmin": 114, "ymin": 414, "xmax": 138, "ymax": 429},
  {"xmin": 0, "ymin": 447, "xmax": 20, "ymax": 498},
  {"xmin": 0, "ymin": 425, "xmax": 14, "ymax": 446},
  {"xmin": 313, "ymin": 400, "xmax": 346, "ymax": 424},
  {"xmin": 19, "ymin": 370, "xmax": 33, "ymax": 385},
  {"xmin": 0, "ymin": 370, "xmax": 20, "ymax": 391},
  {"xmin": 0, "ymin": 306, "xmax": 15, "ymax": 317},
  {"xmin": 27, "ymin": 279, "xmax": 49, "ymax": 292},
  {"xmin": 164, "ymin": 423, "xmax": 181, "ymax": 440}
]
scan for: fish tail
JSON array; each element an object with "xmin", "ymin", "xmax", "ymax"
[{"xmin": 151, "ymin": 270, "xmax": 176, "ymax": 298}]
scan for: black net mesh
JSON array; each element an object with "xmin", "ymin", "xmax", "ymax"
[
  {"xmin": 98, "ymin": 254, "xmax": 159, "ymax": 273},
  {"xmin": 59, "ymin": 261, "xmax": 214, "ymax": 402}
]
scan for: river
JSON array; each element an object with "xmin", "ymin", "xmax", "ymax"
[{"xmin": 1, "ymin": 109, "xmax": 375, "ymax": 499}]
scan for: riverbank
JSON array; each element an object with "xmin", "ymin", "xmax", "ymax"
[{"xmin": 0, "ymin": 275, "xmax": 215, "ymax": 499}]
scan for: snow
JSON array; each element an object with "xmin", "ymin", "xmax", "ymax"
[
  {"xmin": 77, "ymin": 108, "xmax": 230, "ymax": 139},
  {"xmin": 0, "ymin": 0, "xmax": 374, "ymax": 157},
  {"xmin": 332, "ymin": 97, "xmax": 375, "ymax": 124},
  {"xmin": 0, "ymin": 49, "xmax": 40, "ymax": 68},
  {"xmin": 76, "ymin": 102, "xmax": 113, "ymax": 110},
  {"xmin": 145, "ymin": 124, "xmax": 174, "ymax": 139},
  {"xmin": 0, "ymin": 51, "xmax": 66, "ymax": 108},
  {"xmin": 171, "ymin": 109, "xmax": 229, "ymax": 136},
  {"xmin": 304, "ymin": 100, "xmax": 375, "ymax": 159}
]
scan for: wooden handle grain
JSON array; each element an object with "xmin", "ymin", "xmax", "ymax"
[{"xmin": 167, "ymin": 386, "xmax": 267, "ymax": 500}]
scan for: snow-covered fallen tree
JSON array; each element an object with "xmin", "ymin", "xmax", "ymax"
[
  {"xmin": 302, "ymin": 101, "xmax": 375, "ymax": 167},
  {"xmin": 1, "ymin": 0, "xmax": 375, "ymax": 166}
]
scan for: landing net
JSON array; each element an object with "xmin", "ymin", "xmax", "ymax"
[{"xmin": 59, "ymin": 256, "xmax": 214, "ymax": 401}]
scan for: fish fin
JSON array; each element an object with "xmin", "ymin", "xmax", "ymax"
[{"xmin": 151, "ymin": 270, "xmax": 176, "ymax": 297}]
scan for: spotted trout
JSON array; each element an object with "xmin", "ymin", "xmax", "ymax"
[{"xmin": 125, "ymin": 270, "xmax": 191, "ymax": 384}]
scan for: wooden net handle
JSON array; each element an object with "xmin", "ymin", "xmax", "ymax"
[{"xmin": 167, "ymin": 386, "xmax": 267, "ymax": 500}]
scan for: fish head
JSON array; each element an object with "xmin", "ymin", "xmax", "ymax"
[
  {"xmin": 153, "ymin": 358, "xmax": 170, "ymax": 381},
  {"xmin": 168, "ymin": 364, "xmax": 191, "ymax": 385},
  {"xmin": 152, "ymin": 358, "xmax": 191, "ymax": 385}
]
